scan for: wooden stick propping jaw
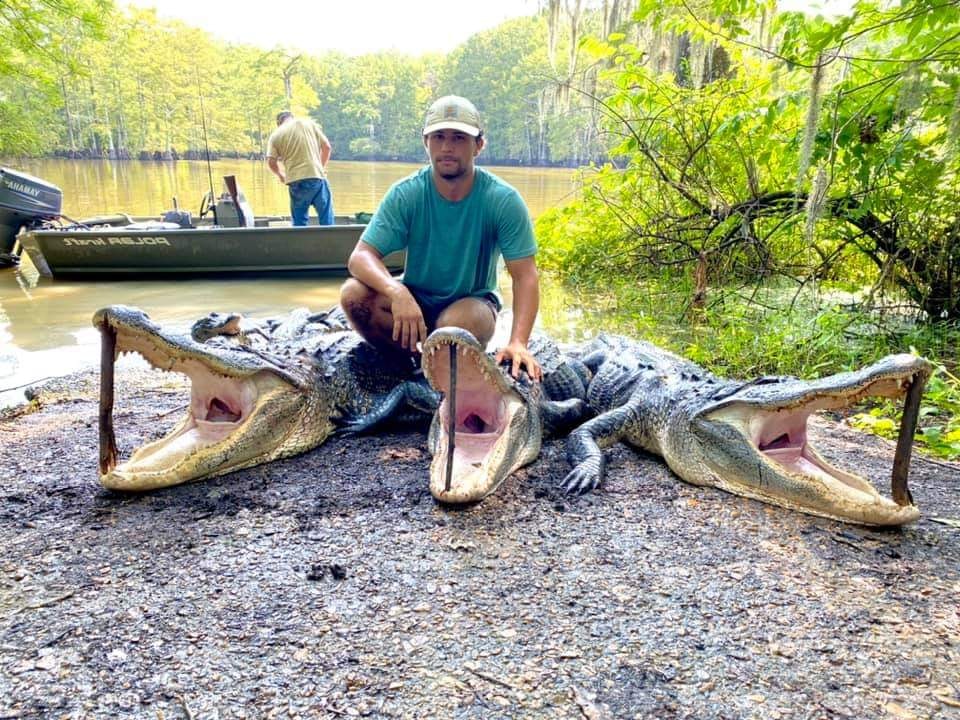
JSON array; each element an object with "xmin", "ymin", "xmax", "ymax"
[
  {"xmin": 891, "ymin": 372, "xmax": 927, "ymax": 507},
  {"xmin": 445, "ymin": 345, "xmax": 457, "ymax": 493},
  {"xmin": 98, "ymin": 323, "xmax": 119, "ymax": 475}
]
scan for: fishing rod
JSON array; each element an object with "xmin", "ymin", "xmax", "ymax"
[{"xmin": 195, "ymin": 70, "xmax": 218, "ymax": 225}]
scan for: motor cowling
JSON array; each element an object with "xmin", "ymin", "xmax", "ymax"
[
  {"xmin": 0, "ymin": 167, "xmax": 63, "ymax": 264},
  {"xmin": 214, "ymin": 191, "xmax": 254, "ymax": 228}
]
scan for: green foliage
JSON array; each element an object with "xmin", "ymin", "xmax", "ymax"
[
  {"xmin": 851, "ymin": 364, "xmax": 960, "ymax": 460},
  {"xmin": 0, "ymin": 0, "xmax": 110, "ymax": 154},
  {"xmin": 311, "ymin": 51, "xmax": 435, "ymax": 162},
  {"xmin": 539, "ymin": 0, "xmax": 960, "ymax": 330},
  {"xmin": 440, "ymin": 17, "xmax": 552, "ymax": 163},
  {"xmin": 0, "ymin": 0, "xmax": 109, "ymax": 74}
]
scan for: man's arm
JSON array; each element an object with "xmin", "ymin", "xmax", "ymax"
[
  {"xmin": 267, "ymin": 156, "xmax": 285, "ymax": 184},
  {"xmin": 318, "ymin": 130, "xmax": 332, "ymax": 169},
  {"xmin": 347, "ymin": 241, "xmax": 427, "ymax": 351},
  {"xmin": 495, "ymin": 255, "xmax": 542, "ymax": 381}
]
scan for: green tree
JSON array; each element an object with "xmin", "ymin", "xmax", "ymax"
[
  {"xmin": 0, "ymin": 0, "xmax": 110, "ymax": 154},
  {"xmin": 308, "ymin": 51, "xmax": 435, "ymax": 161},
  {"xmin": 441, "ymin": 16, "xmax": 553, "ymax": 163},
  {"xmin": 539, "ymin": 0, "xmax": 960, "ymax": 321}
]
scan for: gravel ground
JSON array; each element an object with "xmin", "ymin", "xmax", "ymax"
[{"xmin": 0, "ymin": 365, "xmax": 958, "ymax": 720}]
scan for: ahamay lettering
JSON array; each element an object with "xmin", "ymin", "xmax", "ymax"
[{"xmin": 3, "ymin": 179, "xmax": 42, "ymax": 198}]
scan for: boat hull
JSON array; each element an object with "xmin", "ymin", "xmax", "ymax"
[{"xmin": 18, "ymin": 221, "xmax": 404, "ymax": 277}]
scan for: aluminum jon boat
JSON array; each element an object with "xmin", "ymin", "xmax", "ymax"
[{"xmin": 3, "ymin": 167, "xmax": 404, "ymax": 277}]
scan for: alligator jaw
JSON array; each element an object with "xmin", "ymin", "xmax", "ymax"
[
  {"xmin": 691, "ymin": 354, "xmax": 932, "ymax": 526},
  {"xmin": 423, "ymin": 328, "xmax": 540, "ymax": 504},
  {"xmin": 93, "ymin": 306, "xmax": 319, "ymax": 491}
]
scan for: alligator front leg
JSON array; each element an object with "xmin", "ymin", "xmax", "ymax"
[
  {"xmin": 337, "ymin": 380, "xmax": 439, "ymax": 435},
  {"xmin": 541, "ymin": 398, "xmax": 588, "ymax": 437},
  {"xmin": 562, "ymin": 404, "xmax": 635, "ymax": 494}
]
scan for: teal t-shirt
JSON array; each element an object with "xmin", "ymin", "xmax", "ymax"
[{"xmin": 361, "ymin": 166, "xmax": 536, "ymax": 307}]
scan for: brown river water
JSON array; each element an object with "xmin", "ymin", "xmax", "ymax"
[{"xmin": 0, "ymin": 159, "xmax": 584, "ymax": 407}]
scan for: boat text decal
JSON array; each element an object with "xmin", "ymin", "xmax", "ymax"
[{"xmin": 61, "ymin": 236, "xmax": 171, "ymax": 246}]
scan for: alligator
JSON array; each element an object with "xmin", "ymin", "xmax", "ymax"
[
  {"xmin": 93, "ymin": 306, "xmax": 933, "ymax": 523},
  {"xmin": 420, "ymin": 327, "xmax": 590, "ymax": 503},
  {"xmin": 561, "ymin": 334, "xmax": 932, "ymax": 526},
  {"xmin": 94, "ymin": 305, "xmax": 435, "ymax": 491}
]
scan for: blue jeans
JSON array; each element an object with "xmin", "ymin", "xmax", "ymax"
[{"xmin": 288, "ymin": 178, "xmax": 334, "ymax": 226}]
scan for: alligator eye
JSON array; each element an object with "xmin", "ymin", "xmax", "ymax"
[{"xmin": 760, "ymin": 433, "xmax": 791, "ymax": 451}]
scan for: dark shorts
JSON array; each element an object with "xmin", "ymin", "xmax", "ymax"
[{"xmin": 407, "ymin": 288, "xmax": 501, "ymax": 331}]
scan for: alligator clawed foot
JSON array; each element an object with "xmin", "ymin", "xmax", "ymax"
[
  {"xmin": 332, "ymin": 425, "xmax": 360, "ymax": 438},
  {"xmin": 333, "ymin": 421, "xmax": 370, "ymax": 437},
  {"xmin": 562, "ymin": 461, "xmax": 603, "ymax": 495}
]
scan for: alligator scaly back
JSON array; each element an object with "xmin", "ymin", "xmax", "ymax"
[{"xmin": 563, "ymin": 334, "xmax": 932, "ymax": 526}]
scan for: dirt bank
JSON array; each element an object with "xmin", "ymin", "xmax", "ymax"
[{"xmin": 1, "ymin": 366, "xmax": 958, "ymax": 719}]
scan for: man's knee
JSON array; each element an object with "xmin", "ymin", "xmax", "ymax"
[
  {"xmin": 340, "ymin": 279, "xmax": 376, "ymax": 323},
  {"xmin": 340, "ymin": 277, "xmax": 369, "ymax": 307},
  {"xmin": 436, "ymin": 297, "xmax": 496, "ymax": 344}
]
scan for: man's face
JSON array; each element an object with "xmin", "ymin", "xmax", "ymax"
[{"xmin": 424, "ymin": 130, "xmax": 482, "ymax": 181}]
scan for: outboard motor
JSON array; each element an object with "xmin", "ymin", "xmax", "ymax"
[
  {"xmin": 0, "ymin": 167, "xmax": 63, "ymax": 266},
  {"xmin": 199, "ymin": 175, "xmax": 254, "ymax": 228},
  {"xmin": 214, "ymin": 189, "xmax": 254, "ymax": 228}
]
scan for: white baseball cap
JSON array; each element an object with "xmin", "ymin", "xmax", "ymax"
[{"xmin": 423, "ymin": 95, "xmax": 482, "ymax": 137}]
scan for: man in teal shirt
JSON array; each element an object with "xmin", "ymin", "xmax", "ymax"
[{"xmin": 340, "ymin": 95, "xmax": 542, "ymax": 380}]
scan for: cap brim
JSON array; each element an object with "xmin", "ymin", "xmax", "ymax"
[{"xmin": 423, "ymin": 121, "xmax": 480, "ymax": 137}]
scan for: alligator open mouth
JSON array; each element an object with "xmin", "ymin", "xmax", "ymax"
[
  {"xmin": 422, "ymin": 328, "xmax": 538, "ymax": 504},
  {"xmin": 694, "ymin": 355, "xmax": 931, "ymax": 525},
  {"xmin": 94, "ymin": 306, "xmax": 307, "ymax": 491}
]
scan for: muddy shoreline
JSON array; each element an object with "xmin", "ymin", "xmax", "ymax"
[{"xmin": 1, "ymin": 366, "xmax": 958, "ymax": 719}]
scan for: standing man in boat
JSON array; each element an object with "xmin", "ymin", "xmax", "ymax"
[
  {"xmin": 266, "ymin": 111, "xmax": 335, "ymax": 226},
  {"xmin": 340, "ymin": 95, "xmax": 542, "ymax": 381}
]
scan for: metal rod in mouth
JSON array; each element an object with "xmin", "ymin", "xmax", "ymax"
[
  {"xmin": 98, "ymin": 323, "xmax": 119, "ymax": 475},
  {"xmin": 891, "ymin": 371, "xmax": 927, "ymax": 506},
  {"xmin": 445, "ymin": 344, "xmax": 457, "ymax": 493}
]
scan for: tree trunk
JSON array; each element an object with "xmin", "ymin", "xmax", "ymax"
[
  {"xmin": 137, "ymin": 75, "xmax": 147, "ymax": 152},
  {"xmin": 674, "ymin": 33, "xmax": 692, "ymax": 86},
  {"xmin": 60, "ymin": 76, "xmax": 77, "ymax": 153}
]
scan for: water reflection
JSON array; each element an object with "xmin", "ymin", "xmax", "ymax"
[{"xmin": 2, "ymin": 158, "xmax": 578, "ymax": 220}]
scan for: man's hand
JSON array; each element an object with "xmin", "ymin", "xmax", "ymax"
[
  {"xmin": 387, "ymin": 285, "xmax": 428, "ymax": 352},
  {"xmin": 266, "ymin": 157, "xmax": 285, "ymax": 184},
  {"xmin": 495, "ymin": 340, "xmax": 542, "ymax": 382}
]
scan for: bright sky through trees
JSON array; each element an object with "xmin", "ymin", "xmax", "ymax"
[
  {"xmin": 129, "ymin": 0, "xmax": 856, "ymax": 57},
  {"xmin": 126, "ymin": 0, "xmax": 539, "ymax": 55}
]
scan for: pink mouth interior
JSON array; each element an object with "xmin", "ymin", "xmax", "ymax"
[
  {"xmin": 187, "ymin": 369, "xmax": 252, "ymax": 439},
  {"xmin": 430, "ymin": 352, "xmax": 508, "ymax": 466},
  {"xmin": 451, "ymin": 388, "xmax": 502, "ymax": 434},
  {"xmin": 206, "ymin": 397, "xmax": 241, "ymax": 422},
  {"xmin": 757, "ymin": 414, "xmax": 835, "ymax": 478}
]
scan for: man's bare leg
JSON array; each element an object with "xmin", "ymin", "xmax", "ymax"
[
  {"xmin": 342, "ymin": 280, "xmax": 496, "ymax": 352},
  {"xmin": 436, "ymin": 297, "xmax": 497, "ymax": 348},
  {"xmin": 340, "ymin": 278, "xmax": 410, "ymax": 354}
]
